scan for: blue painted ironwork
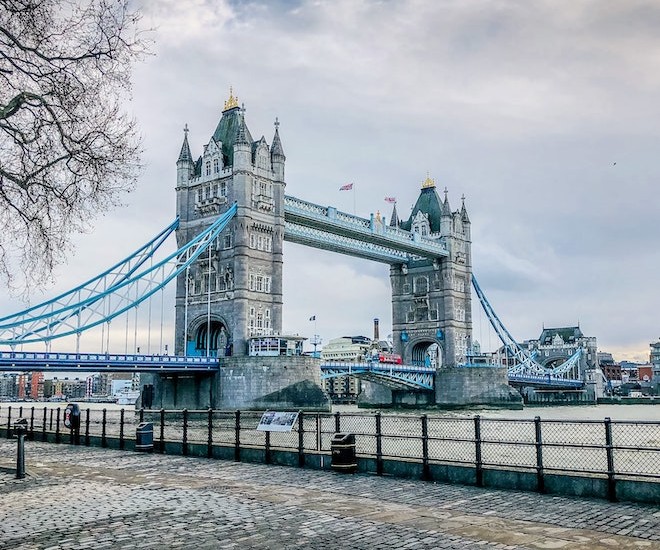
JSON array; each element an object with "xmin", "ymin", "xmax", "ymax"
[
  {"xmin": 320, "ymin": 362, "xmax": 435, "ymax": 390},
  {"xmin": 0, "ymin": 350, "xmax": 219, "ymax": 373},
  {"xmin": 284, "ymin": 195, "xmax": 448, "ymax": 263},
  {"xmin": 0, "ymin": 204, "xmax": 237, "ymax": 345},
  {"xmin": 471, "ymin": 275, "xmax": 584, "ymax": 387},
  {"xmin": 0, "ymin": 218, "xmax": 178, "ymax": 328}
]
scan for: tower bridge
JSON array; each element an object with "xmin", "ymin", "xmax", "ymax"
[{"xmin": 0, "ymin": 90, "xmax": 597, "ymax": 410}]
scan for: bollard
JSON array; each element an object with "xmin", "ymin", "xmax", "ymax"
[{"xmin": 13, "ymin": 418, "xmax": 28, "ymax": 479}]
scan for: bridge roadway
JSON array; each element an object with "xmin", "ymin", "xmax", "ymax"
[
  {"xmin": 0, "ymin": 351, "xmax": 219, "ymax": 373},
  {"xmin": 0, "ymin": 352, "xmax": 585, "ymax": 389},
  {"xmin": 0, "ymin": 439, "xmax": 657, "ymax": 549}
]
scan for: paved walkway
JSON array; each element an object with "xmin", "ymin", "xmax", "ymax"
[{"xmin": 0, "ymin": 440, "xmax": 658, "ymax": 549}]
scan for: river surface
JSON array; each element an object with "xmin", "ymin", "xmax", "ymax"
[{"xmin": 2, "ymin": 401, "xmax": 658, "ymax": 421}]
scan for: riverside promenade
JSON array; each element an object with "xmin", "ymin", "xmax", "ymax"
[{"xmin": 0, "ymin": 439, "xmax": 658, "ymax": 550}]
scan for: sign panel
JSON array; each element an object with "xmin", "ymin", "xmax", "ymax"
[{"xmin": 256, "ymin": 411, "xmax": 299, "ymax": 432}]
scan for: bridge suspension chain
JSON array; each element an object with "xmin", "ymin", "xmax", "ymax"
[
  {"xmin": 0, "ymin": 204, "xmax": 238, "ymax": 346},
  {"xmin": 0, "ymin": 218, "xmax": 179, "ymax": 330},
  {"xmin": 471, "ymin": 275, "xmax": 583, "ymax": 379}
]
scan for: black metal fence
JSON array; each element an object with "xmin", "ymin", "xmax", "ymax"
[{"xmin": 1, "ymin": 405, "xmax": 658, "ymax": 500}]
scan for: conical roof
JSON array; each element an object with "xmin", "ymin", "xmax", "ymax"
[
  {"xmin": 271, "ymin": 120, "xmax": 285, "ymax": 159},
  {"xmin": 177, "ymin": 126, "xmax": 193, "ymax": 163},
  {"xmin": 389, "ymin": 203, "xmax": 399, "ymax": 227},
  {"xmin": 212, "ymin": 106, "xmax": 253, "ymax": 165},
  {"xmin": 400, "ymin": 176, "xmax": 443, "ymax": 233}
]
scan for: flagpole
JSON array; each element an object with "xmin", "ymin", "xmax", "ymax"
[{"xmin": 353, "ymin": 185, "xmax": 356, "ymax": 216}]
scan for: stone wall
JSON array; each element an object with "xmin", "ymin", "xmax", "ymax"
[
  {"xmin": 435, "ymin": 366, "xmax": 522, "ymax": 408},
  {"xmin": 217, "ymin": 356, "xmax": 331, "ymax": 411}
]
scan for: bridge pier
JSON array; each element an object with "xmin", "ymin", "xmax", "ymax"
[
  {"xmin": 435, "ymin": 366, "xmax": 522, "ymax": 409},
  {"xmin": 142, "ymin": 356, "xmax": 331, "ymax": 412},
  {"xmin": 141, "ymin": 373, "xmax": 215, "ymax": 410}
]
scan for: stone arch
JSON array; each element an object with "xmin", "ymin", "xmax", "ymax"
[
  {"xmin": 409, "ymin": 339, "xmax": 442, "ymax": 368},
  {"xmin": 188, "ymin": 315, "xmax": 231, "ymax": 357}
]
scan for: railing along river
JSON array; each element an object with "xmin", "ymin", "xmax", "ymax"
[{"xmin": 1, "ymin": 405, "xmax": 658, "ymax": 501}]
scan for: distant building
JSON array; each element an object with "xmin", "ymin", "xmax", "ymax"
[
  {"xmin": 0, "ymin": 374, "xmax": 17, "ymax": 400},
  {"xmin": 521, "ymin": 326, "xmax": 597, "ymax": 377},
  {"xmin": 651, "ymin": 340, "xmax": 660, "ymax": 394},
  {"xmin": 598, "ymin": 351, "xmax": 621, "ymax": 382},
  {"xmin": 320, "ymin": 336, "xmax": 373, "ymax": 400}
]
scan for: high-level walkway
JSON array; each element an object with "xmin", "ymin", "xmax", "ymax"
[{"xmin": 1, "ymin": 440, "xmax": 658, "ymax": 549}]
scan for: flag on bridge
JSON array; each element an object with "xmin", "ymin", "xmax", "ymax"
[
  {"xmin": 339, "ymin": 183, "xmax": 353, "ymax": 191},
  {"xmin": 309, "ymin": 315, "xmax": 316, "ymax": 321},
  {"xmin": 384, "ymin": 196, "xmax": 396, "ymax": 203}
]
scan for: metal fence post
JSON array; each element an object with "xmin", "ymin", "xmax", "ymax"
[
  {"xmin": 334, "ymin": 411, "xmax": 341, "ymax": 433},
  {"xmin": 101, "ymin": 408, "xmax": 107, "ymax": 448},
  {"xmin": 49, "ymin": 408, "xmax": 53, "ymax": 431},
  {"xmin": 375, "ymin": 411, "xmax": 383, "ymax": 476},
  {"xmin": 604, "ymin": 417, "xmax": 617, "ymax": 502},
  {"xmin": 234, "ymin": 410, "xmax": 241, "ymax": 462},
  {"xmin": 42, "ymin": 408, "xmax": 47, "ymax": 442},
  {"xmin": 298, "ymin": 411, "xmax": 305, "ymax": 468},
  {"xmin": 207, "ymin": 408, "xmax": 213, "ymax": 459},
  {"xmin": 534, "ymin": 416, "xmax": 544, "ymax": 493},
  {"xmin": 119, "ymin": 409, "xmax": 125, "ymax": 450},
  {"xmin": 158, "ymin": 409, "xmax": 165, "ymax": 453},
  {"xmin": 55, "ymin": 408, "xmax": 61, "ymax": 444},
  {"xmin": 182, "ymin": 409, "xmax": 188, "ymax": 456},
  {"xmin": 6, "ymin": 406, "xmax": 11, "ymax": 439},
  {"xmin": 421, "ymin": 414, "xmax": 430, "ymax": 481},
  {"xmin": 265, "ymin": 430, "xmax": 271, "ymax": 464},
  {"xmin": 139, "ymin": 408, "xmax": 144, "ymax": 423},
  {"xmin": 29, "ymin": 407, "xmax": 35, "ymax": 440},
  {"xmin": 474, "ymin": 415, "xmax": 483, "ymax": 487},
  {"xmin": 84, "ymin": 409, "xmax": 90, "ymax": 446}
]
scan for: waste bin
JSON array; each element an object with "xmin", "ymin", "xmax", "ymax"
[
  {"xmin": 331, "ymin": 432, "xmax": 357, "ymax": 473},
  {"xmin": 135, "ymin": 422, "xmax": 153, "ymax": 452}
]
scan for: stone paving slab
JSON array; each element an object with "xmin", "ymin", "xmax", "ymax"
[{"xmin": 0, "ymin": 440, "xmax": 658, "ymax": 549}]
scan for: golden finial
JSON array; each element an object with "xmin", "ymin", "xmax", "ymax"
[
  {"xmin": 223, "ymin": 86, "xmax": 239, "ymax": 111},
  {"xmin": 422, "ymin": 172, "xmax": 435, "ymax": 189}
]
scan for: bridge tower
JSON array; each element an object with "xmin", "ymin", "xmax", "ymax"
[
  {"xmin": 390, "ymin": 177, "xmax": 472, "ymax": 367},
  {"xmin": 174, "ymin": 90, "xmax": 286, "ymax": 358}
]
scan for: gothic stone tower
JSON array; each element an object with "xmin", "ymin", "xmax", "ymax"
[
  {"xmin": 390, "ymin": 176, "xmax": 472, "ymax": 367},
  {"xmin": 174, "ymin": 90, "xmax": 286, "ymax": 357}
]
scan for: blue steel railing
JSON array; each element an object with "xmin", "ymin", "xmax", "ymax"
[
  {"xmin": 320, "ymin": 362, "xmax": 435, "ymax": 390},
  {"xmin": 0, "ymin": 351, "xmax": 220, "ymax": 372}
]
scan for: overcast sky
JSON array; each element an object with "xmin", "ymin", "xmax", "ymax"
[{"xmin": 3, "ymin": 0, "xmax": 660, "ymax": 362}]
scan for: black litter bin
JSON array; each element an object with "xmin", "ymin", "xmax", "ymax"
[
  {"xmin": 135, "ymin": 422, "xmax": 153, "ymax": 452},
  {"xmin": 331, "ymin": 432, "xmax": 357, "ymax": 473}
]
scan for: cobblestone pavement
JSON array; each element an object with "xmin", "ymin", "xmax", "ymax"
[{"xmin": 0, "ymin": 440, "xmax": 658, "ymax": 550}]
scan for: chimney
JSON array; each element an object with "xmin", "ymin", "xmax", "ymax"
[{"xmin": 373, "ymin": 318, "xmax": 380, "ymax": 341}]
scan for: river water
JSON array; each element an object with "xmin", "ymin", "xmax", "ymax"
[{"xmin": 1, "ymin": 402, "xmax": 658, "ymax": 421}]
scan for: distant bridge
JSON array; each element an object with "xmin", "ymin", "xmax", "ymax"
[{"xmin": 320, "ymin": 362, "xmax": 435, "ymax": 390}]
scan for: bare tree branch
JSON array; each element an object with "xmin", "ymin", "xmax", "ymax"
[{"xmin": 0, "ymin": 0, "xmax": 150, "ymax": 295}]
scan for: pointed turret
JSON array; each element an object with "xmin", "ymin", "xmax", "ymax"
[
  {"xmin": 441, "ymin": 187, "xmax": 452, "ymax": 217},
  {"xmin": 177, "ymin": 125, "xmax": 192, "ymax": 163},
  {"xmin": 460, "ymin": 194, "xmax": 470, "ymax": 223},
  {"xmin": 389, "ymin": 202, "xmax": 399, "ymax": 227},
  {"xmin": 271, "ymin": 117, "xmax": 285, "ymax": 182},
  {"xmin": 176, "ymin": 124, "xmax": 194, "ymax": 186},
  {"xmin": 233, "ymin": 105, "xmax": 251, "ymax": 170},
  {"xmin": 271, "ymin": 118, "xmax": 285, "ymax": 159},
  {"xmin": 235, "ymin": 106, "xmax": 250, "ymax": 146}
]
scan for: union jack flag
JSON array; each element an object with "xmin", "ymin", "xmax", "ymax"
[
  {"xmin": 384, "ymin": 196, "xmax": 396, "ymax": 203},
  {"xmin": 339, "ymin": 183, "xmax": 353, "ymax": 191}
]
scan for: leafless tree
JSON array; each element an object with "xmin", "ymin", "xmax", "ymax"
[{"xmin": 0, "ymin": 0, "xmax": 149, "ymax": 294}]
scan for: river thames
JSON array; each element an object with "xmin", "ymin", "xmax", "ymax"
[{"xmin": 2, "ymin": 401, "xmax": 657, "ymax": 421}]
